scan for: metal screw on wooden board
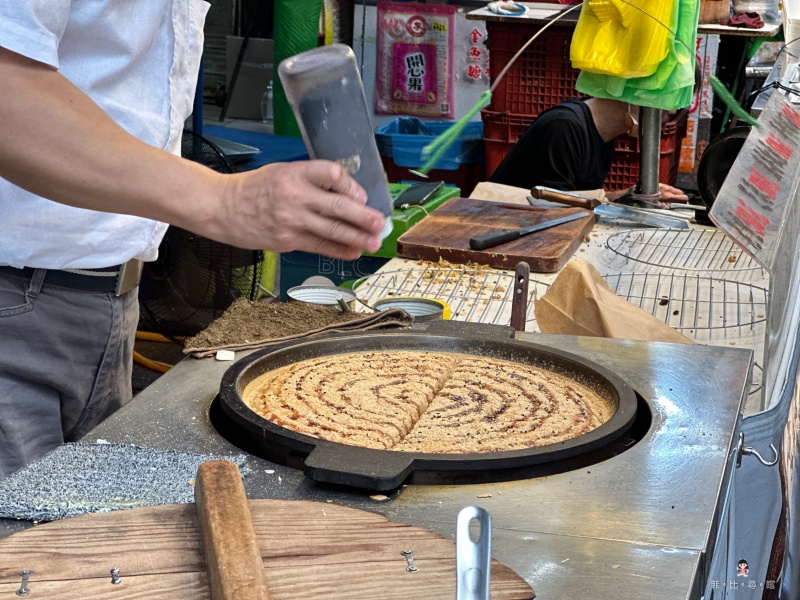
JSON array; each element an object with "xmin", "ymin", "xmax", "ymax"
[
  {"xmin": 510, "ymin": 262, "xmax": 530, "ymax": 333},
  {"xmin": 16, "ymin": 570, "xmax": 32, "ymax": 596},
  {"xmin": 401, "ymin": 549, "xmax": 418, "ymax": 572},
  {"xmin": 111, "ymin": 567, "xmax": 122, "ymax": 585}
]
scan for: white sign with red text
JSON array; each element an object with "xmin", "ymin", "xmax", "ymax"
[{"xmin": 711, "ymin": 93, "xmax": 800, "ymax": 271}]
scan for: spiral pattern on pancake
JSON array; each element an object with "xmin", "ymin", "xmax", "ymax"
[{"xmin": 242, "ymin": 351, "xmax": 615, "ymax": 453}]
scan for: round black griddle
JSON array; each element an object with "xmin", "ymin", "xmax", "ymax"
[{"xmin": 215, "ymin": 324, "xmax": 639, "ymax": 490}]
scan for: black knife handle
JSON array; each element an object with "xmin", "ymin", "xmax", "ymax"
[{"xmin": 469, "ymin": 229, "xmax": 521, "ymax": 250}]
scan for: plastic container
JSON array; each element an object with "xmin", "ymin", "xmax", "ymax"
[
  {"xmin": 375, "ymin": 117, "xmax": 484, "ymax": 170},
  {"xmin": 606, "ymin": 148, "xmax": 684, "ymax": 191},
  {"xmin": 278, "ymin": 44, "xmax": 393, "ymax": 239},
  {"xmin": 372, "ymin": 297, "xmax": 450, "ymax": 322},
  {"xmin": 486, "ymin": 23, "xmax": 581, "ymax": 116},
  {"xmin": 481, "ymin": 109, "xmax": 535, "ymax": 176},
  {"xmin": 367, "ymin": 182, "xmax": 461, "ymax": 258},
  {"xmin": 286, "ymin": 284, "xmax": 357, "ymax": 310},
  {"xmin": 374, "ymin": 117, "xmax": 485, "ymax": 195}
]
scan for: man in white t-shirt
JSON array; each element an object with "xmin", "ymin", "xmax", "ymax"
[{"xmin": 0, "ymin": 1, "xmax": 386, "ymax": 478}]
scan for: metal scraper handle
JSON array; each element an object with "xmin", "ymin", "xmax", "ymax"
[
  {"xmin": 456, "ymin": 506, "xmax": 492, "ymax": 600},
  {"xmin": 530, "ymin": 186, "xmax": 600, "ymax": 209}
]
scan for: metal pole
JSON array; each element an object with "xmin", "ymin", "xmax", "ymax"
[{"xmin": 638, "ymin": 106, "xmax": 662, "ymax": 197}]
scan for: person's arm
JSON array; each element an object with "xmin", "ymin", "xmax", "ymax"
[
  {"xmin": 605, "ymin": 183, "xmax": 689, "ymax": 203},
  {"xmin": 0, "ymin": 48, "xmax": 384, "ymax": 259},
  {"xmin": 604, "ymin": 187, "xmax": 632, "ymax": 202},
  {"xmin": 655, "ymin": 183, "xmax": 689, "ymax": 204}
]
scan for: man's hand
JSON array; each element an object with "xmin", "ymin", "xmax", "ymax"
[
  {"xmin": 0, "ymin": 47, "xmax": 386, "ymax": 262},
  {"xmin": 201, "ymin": 160, "xmax": 386, "ymax": 260},
  {"xmin": 657, "ymin": 183, "xmax": 689, "ymax": 204},
  {"xmin": 605, "ymin": 183, "xmax": 689, "ymax": 205}
]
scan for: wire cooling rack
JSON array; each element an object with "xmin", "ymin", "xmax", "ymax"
[
  {"xmin": 353, "ymin": 262, "xmax": 768, "ymax": 336},
  {"xmin": 352, "ymin": 265, "xmax": 550, "ymax": 326},
  {"xmin": 604, "ymin": 272, "xmax": 768, "ymax": 332},
  {"xmin": 353, "ymin": 262, "xmax": 766, "ymax": 402},
  {"xmin": 606, "ymin": 228, "xmax": 765, "ymax": 273}
]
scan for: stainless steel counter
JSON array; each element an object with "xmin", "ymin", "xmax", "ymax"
[{"xmin": 0, "ymin": 329, "xmax": 752, "ymax": 599}]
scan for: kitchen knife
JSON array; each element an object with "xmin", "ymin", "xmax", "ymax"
[
  {"xmin": 468, "ymin": 212, "xmax": 589, "ymax": 251},
  {"xmin": 664, "ymin": 203, "xmax": 709, "ymax": 211},
  {"xmin": 614, "ymin": 192, "xmax": 708, "ymax": 211},
  {"xmin": 530, "ymin": 187, "xmax": 690, "ymax": 229},
  {"xmin": 532, "ymin": 186, "xmax": 704, "ymax": 218}
]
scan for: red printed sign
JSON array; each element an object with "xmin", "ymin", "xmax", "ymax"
[{"xmin": 375, "ymin": 2, "xmax": 456, "ymax": 118}]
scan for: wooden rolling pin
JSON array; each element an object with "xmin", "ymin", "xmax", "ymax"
[{"xmin": 195, "ymin": 460, "xmax": 272, "ymax": 600}]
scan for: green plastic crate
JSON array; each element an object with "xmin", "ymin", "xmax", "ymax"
[
  {"xmin": 366, "ymin": 183, "xmax": 461, "ymax": 259},
  {"xmin": 278, "ymin": 183, "xmax": 460, "ymax": 296}
]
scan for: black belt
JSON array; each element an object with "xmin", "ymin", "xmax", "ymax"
[{"xmin": 0, "ymin": 259, "xmax": 143, "ymax": 295}]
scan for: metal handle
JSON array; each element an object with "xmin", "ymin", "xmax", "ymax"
[
  {"xmin": 456, "ymin": 506, "xmax": 492, "ymax": 600},
  {"xmin": 736, "ymin": 432, "xmax": 779, "ymax": 468},
  {"xmin": 510, "ymin": 262, "xmax": 530, "ymax": 333},
  {"xmin": 469, "ymin": 229, "xmax": 522, "ymax": 250}
]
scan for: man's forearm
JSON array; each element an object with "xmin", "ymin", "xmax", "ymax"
[
  {"xmin": 0, "ymin": 48, "xmax": 219, "ymax": 233},
  {"xmin": 0, "ymin": 47, "xmax": 386, "ymax": 259}
]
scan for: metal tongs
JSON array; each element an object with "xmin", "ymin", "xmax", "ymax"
[{"xmin": 456, "ymin": 506, "xmax": 492, "ymax": 600}]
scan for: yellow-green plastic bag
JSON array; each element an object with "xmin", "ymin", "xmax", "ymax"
[
  {"xmin": 575, "ymin": 0, "xmax": 699, "ymax": 111},
  {"xmin": 570, "ymin": 0, "xmax": 677, "ymax": 79}
]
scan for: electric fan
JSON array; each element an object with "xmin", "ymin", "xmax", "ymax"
[{"xmin": 137, "ymin": 130, "xmax": 264, "ymax": 344}]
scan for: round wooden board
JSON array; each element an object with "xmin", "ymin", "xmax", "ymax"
[{"xmin": 0, "ymin": 500, "xmax": 535, "ymax": 599}]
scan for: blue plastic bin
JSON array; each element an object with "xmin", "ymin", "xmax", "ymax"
[{"xmin": 374, "ymin": 117, "xmax": 484, "ymax": 171}]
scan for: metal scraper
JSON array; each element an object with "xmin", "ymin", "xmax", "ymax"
[
  {"xmin": 593, "ymin": 204, "xmax": 690, "ymax": 229},
  {"xmin": 529, "ymin": 186, "xmax": 690, "ymax": 229}
]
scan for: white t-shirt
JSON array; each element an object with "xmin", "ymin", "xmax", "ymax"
[{"xmin": 0, "ymin": 0, "xmax": 210, "ymax": 269}]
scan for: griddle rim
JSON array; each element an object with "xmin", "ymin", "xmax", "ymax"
[{"xmin": 217, "ymin": 329, "xmax": 638, "ymax": 489}]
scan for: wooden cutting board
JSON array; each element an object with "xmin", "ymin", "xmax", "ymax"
[
  {"xmin": 397, "ymin": 197, "xmax": 596, "ymax": 272},
  {"xmin": 0, "ymin": 500, "xmax": 535, "ymax": 600}
]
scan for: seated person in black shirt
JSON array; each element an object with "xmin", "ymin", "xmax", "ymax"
[{"xmin": 489, "ymin": 98, "xmax": 687, "ymax": 203}]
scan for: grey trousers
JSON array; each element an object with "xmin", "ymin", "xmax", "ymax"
[{"xmin": 0, "ymin": 270, "xmax": 138, "ymax": 479}]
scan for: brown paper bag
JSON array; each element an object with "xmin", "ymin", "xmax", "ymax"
[
  {"xmin": 534, "ymin": 259, "xmax": 694, "ymax": 344},
  {"xmin": 470, "ymin": 182, "xmax": 606, "ymax": 207},
  {"xmin": 469, "ymin": 182, "xmax": 532, "ymax": 205}
]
